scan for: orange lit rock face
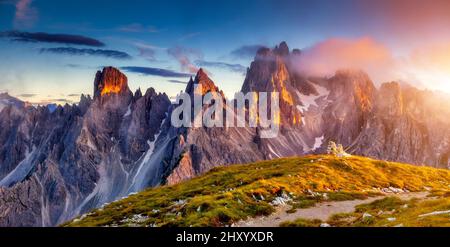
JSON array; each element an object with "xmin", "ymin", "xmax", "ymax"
[
  {"xmin": 94, "ymin": 67, "xmax": 129, "ymax": 99},
  {"xmin": 101, "ymin": 84, "xmax": 123, "ymax": 96},
  {"xmin": 274, "ymin": 61, "xmax": 294, "ymax": 106},
  {"xmin": 242, "ymin": 43, "xmax": 303, "ymax": 128},
  {"xmin": 189, "ymin": 69, "xmax": 220, "ymax": 95}
]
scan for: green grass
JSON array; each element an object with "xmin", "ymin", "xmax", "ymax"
[
  {"xmin": 279, "ymin": 218, "xmax": 322, "ymax": 227},
  {"xmin": 63, "ymin": 155, "xmax": 450, "ymax": 227},
  {"xmin": 286, "ymin": 191, "xmax": 380, "ymax": 215},
  {"xmin": 355, "ymin": 197, "xmax": 405, "ymax": 213},
  {"xmin": 328, "ymin": 192, "xmax": 450, "ymax": 227}
]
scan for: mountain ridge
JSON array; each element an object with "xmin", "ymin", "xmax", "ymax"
[{"xmin": 0, "ymin": 41, "xmax": 449, "ymax": 226}]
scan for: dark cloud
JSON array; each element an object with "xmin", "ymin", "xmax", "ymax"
[
  {"xmin": 53, "ymin": 98, "xmax": 71, "ymax": 103},
  {"xmin": 64, "ymin": 63, "xmax": 87, "ymax": 69},
  {"xmin": 40, "ymin": 47, "xmax": 132, "ymax": 60},
  {"xmin": 230, "ymin": 44, "xmax": 265, "ymax": 59},
  {"xmin": 17, "ymin": 93, "xmax": 36, "ymax": 98},
  {"xmin": 64, "ymin": 64, "xmax": 81, "ymax": 68},
  {"xmin": 0, "ymin": 30, "xmax": 105, "ymax": 47},
  {"xmin": 67, "ymin": 93, "xmax": 80, "ymax": 97},
  {"xmin": 195, "ymin": 60, "xmax": 247, "ymax": 74},
  {"xmin": 167, "ymin": 79, "xmax": 189, "ymax": 84},
  {"xmin": 120, "ymin": 66, "xmax": 193, "ymax": 78},
  {"xmin": 63, "ymin": 64, "xmax": 98, "ymax": 70}
]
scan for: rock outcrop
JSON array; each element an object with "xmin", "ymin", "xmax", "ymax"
[
  {"xmin": 94, "ymin": 67, "xmax": 130, "ymax": 98},
  {"xmin": 0, "ymin": 42, "xmax": 449, "ymax": 226},
  {"xmin": 0, "ymin": 67, "xmax": 171, "ymax": 226}
]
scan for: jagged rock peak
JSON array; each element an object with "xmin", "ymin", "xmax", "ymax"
[
  {"xmin": 185, "ymin": 68, "xmax": 220, "ymax": 96},
  {"xmin": 255, "ymin": 41, "xmax": 292, "ymax": 58},
  {"xmin": 144, "ymin": 87, "xmax": 156, "ymax": 98},
  {"xmin": 256, "ymin": 47, "xmax": 271, "ymax": 57},
  {"xmin": 79, "ymin": 93, "xmax": 91, "ymax": 102},
  {"xmin": 135, "ymin": 88, "xmax": 142, "ymax": 98},
  {"xmin": 242, "ymin": 42, "xmax": 294, "ymax": 94},
  {"xmin": 93, "ymin": 67, "xmax": 129, "ymax": 99},
  {"xmin": 273, "ymin": 41, "xmax": 289, "ymax": 56},
  {"xmin": 0, "ymin": 92, "xmax": 25, "ymax": 110},
  {"xmin": 78, "ymin": 93, "xmax": 92, "ymax": 113},
  {"xmin": 79, "ymin": 93, "xmax": 91, "ymax": 106},
  {"xmin": 329, "ymin": 69, "xmax": 376, "ymax": 113}
]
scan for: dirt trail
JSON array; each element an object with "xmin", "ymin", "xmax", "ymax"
[{"xmin": 234, "ymin": 192, "xmax": 428, "ymax": 227}]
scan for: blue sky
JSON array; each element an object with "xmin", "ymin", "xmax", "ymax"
[{"xmin": 1, "ymin": 0, "xmax": 450, "ymax": 104}]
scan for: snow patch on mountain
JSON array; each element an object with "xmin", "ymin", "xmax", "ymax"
[
  {"xmin": 312, "ymin": 135, "xmax": 324, "ymax": 151},
  {"xmin": 123, "ymin": 104, "xmax": 131, "ymax": 117},
  {"xmin": 128, "ymin": 119, "xmax": 167, "ymax": 193},
  {"xmin": 295, "ymin": 83, "xmax": 330, "ymax": 113},
  {"xmin": 0, "ymin": 147, "xmax": 36, "ymax": 187}
]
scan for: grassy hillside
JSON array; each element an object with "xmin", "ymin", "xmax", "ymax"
[
  {"xmin": 329, "ymin": 190, "xmax": 450, "ymax": 227},
  {"xmin": 63, "ymin": 155, "xmax": 450, "ymax": 227},
  {"xmin": 282, "ymin": 192, "xmax": 450, "ymax": 227}
]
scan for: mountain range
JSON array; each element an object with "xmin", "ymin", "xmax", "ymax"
[{"xmin": 0, "ymin": 42, "xmax": 449, "ymax": 226}]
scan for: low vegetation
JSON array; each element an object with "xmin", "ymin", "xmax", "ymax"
[
  {"xmin": 63, "ymin": 155, "xmax": 450, "ymax": 227},
  {"xmin": 279, "ymin": 218, "xmax": 322, "ymax": 227},
  {"xmin": 328, "ymin": 193, "xmax": 450, "ymax": 227},
  {"xmin": 282, "ymin": 191, "xmax": 450, "ymax": 227}
]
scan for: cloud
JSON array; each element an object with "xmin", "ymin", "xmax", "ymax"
[
  {"xmin": 134, "ymin": 42, "xmax": 157, "ymax": 61},
  {"xmin": 400, "ymin": 42, "xmax": 450, "ymax": 92},
  {"xmin": 292, "ymin": 36, "xmax": 450, "ymax": 93},
  {"xmin": 230, "ymin": 45, "xmax": 265, "ymax": 59},
  {"xmin": 64, "ymin": 64, "xmax": 88, "ymax": 69},
  {"xmin": 358, "ymin": 0, "xmax": 450, "ymax": 42},
  {"xmin": 64, "ymin": 64, "xmax": 82, "ymax": 68},
  {"xmin": 17, "ymin": 93, "xmax": 36, "ymax": 98},
  {"xmin": 167, "ymin": 79, "xmax": 189, "ymax": 84},
  {"xmin": 409, "ymin": 43, "xmax": 450, "ymax": 72},
  {"xmin": 14, "ymin": 0, "xmax": 38, "ymax": 28},
  {"xmin": 195, "ymin": 60, "xmax": 247, "ymax": 74},
  {"xmin": 40, "ymin": 47, "xmax": 132, "ymax": 60},
  {"xmin": 178, "ymin": 32, "xmax": 201, "ymax": 41},
  {"xmin": 31, "ymin": 98, "xmax": 75, "ymax": 105},
  {"xmin": 67, "ymin": 93, "xmax": 80, "ymax": 97},
  {"xmin": 49, "ymin": 98, "xmax": 74, "ymax": 104},
  {"xmin": 117, "ymin": 23, "xmax": 159, "ymax": 33},
  {"xmin": 167, "ymin": 46, "xmax": 202, "ymax": 73},
  {"xmin": 0, "ymin": 31, "xmax": 105, "ymax": 47},
  {"xmin": 291, "ymin": 37, "xmax": 396, "ymax": 83},
  {"xmin": 120, "ymin": 66, "xmax": 193, "ymax": 78},
  {"xmin": 63, "ymin": 64, "xmax": 100, "ymax": 70}
]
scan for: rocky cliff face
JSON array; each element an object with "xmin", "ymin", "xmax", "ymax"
[
  {"xmin": 94, "ymin": 67, "xmax": 130, "ymax": 98},
  {"xmin": 0, "ymin": 67, "xmax": 170, "ymax": 226},
  {"xmin": 147, "ymin": 69, "xmax": 263, "ymax": 185},
  {"xmin": 158, "ymin": 42, "xmax": 449, "ymax": 186},
  {"xmin": 351, "ymin": 82, "xmax": 450, "ymax": 167},
  {"xmin": 0, "ymin": 42, "xmax": 449, "ymax": 226}
]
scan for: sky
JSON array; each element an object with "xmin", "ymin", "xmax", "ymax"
[{"xmin": 1, "ymin": 0, "xmax": 450, "ymax": 104}]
